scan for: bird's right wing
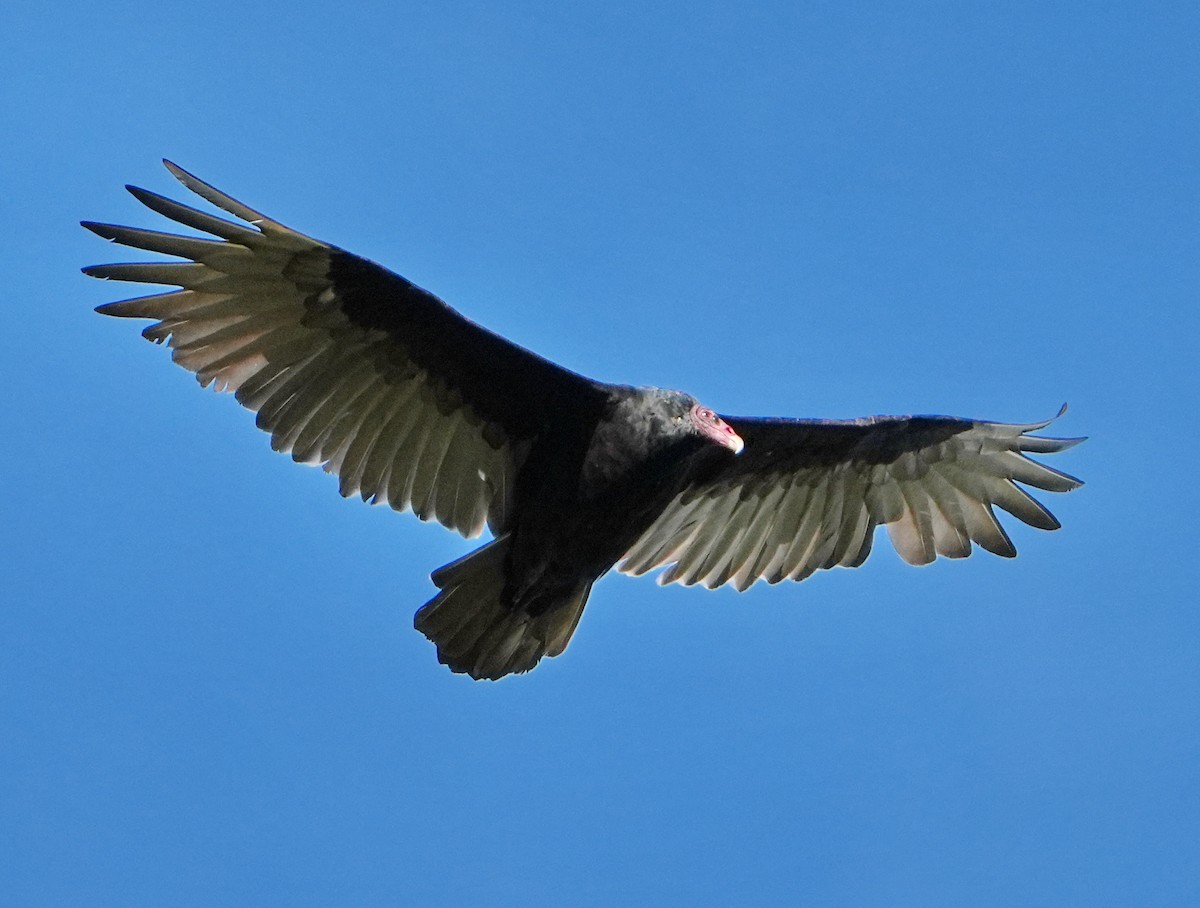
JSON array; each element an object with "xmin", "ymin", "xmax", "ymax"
[
  {"xmin": 85, "ymin": 161, "xmax": 606, "ymax": 538},
  {"xmin": 620, "ymin": 410, "xmax": 1084, "ymax": 591}
]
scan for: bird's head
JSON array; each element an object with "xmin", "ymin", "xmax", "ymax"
[
  {"xmin": 619, "ymin": 387, "xmax": 745, "ymax": 458},
  {"xmin": 689, "ymin": 403, "xmax": 744, "ymax": 454}
]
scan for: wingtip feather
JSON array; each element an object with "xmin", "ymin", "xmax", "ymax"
[
  {"xmin": 80, "ymin": 221, "xmax": 123, "ymax": 243},
  {"xmin": 162, "ymin": 158, "xmax": 190, "ymax": 182},
  {"xmin": 125, "ymin": 184, "xmax": 158, "ymax": 205},
  {"xmin": 159, "ymin": 160, "xmax": 274, "ymax": 226}
]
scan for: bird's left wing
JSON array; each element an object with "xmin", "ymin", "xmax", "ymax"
[
  {"xmin": 620, "ymin": 410, "xmax": 1083, "ymax": 591},
  {"xmin": 85, "ymin": 161, "xmax": 605, "ymax": 538}
]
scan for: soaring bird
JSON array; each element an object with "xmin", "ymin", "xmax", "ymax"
[{"xmin": 85, "ymin": 162, "xmax": 1084, "ymax": 680}]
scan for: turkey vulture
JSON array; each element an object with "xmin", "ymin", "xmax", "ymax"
[{"xmin": 84, "ymin": 162, "xmax": 1084, "ymax": 680}]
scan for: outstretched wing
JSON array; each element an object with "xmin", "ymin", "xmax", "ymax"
[
  {"xmin": 85, "ymin": 161, "xmax": 604, "ymax": 537},
  {"xmin": 620, "ymin": 410, "xmax": 1084, "ymax": 591}
]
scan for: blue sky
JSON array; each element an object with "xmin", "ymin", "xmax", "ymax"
[{"xmin": 3, "ymin": 2, "xmax": 1197, "ymax": 905}]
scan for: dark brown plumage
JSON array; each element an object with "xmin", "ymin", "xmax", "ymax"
[{"xmin": 85, "ymin": 162, "xmax": 1084, "ymax": 680}]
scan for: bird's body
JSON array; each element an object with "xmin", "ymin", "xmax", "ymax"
[
  {"xmin": 418, "ymin": 387, "xmax": 739, "ymax": 677},
  {"xmin": 86, "ymin": 162, "xmax": 1083, "ymax": 679},
  {"xmin": 504, "ymin": 388, "xmax": 690, "ymax": 595}
]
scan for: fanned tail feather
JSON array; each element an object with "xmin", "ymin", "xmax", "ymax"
[{"xmin": 414, "ymin": 537, "xmax": 591, "ymax": 680}]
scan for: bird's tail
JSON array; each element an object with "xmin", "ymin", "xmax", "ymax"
[{"xmin": 414, "ymin": 536, "xmax": 592, "ymax": 680}]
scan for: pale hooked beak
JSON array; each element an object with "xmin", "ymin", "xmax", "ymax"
[{"xmin": 718, "ymin": 420, "xmax": 744, "ymax": 455}]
